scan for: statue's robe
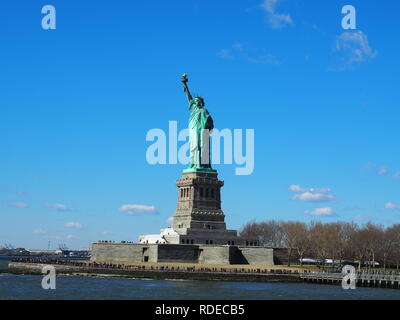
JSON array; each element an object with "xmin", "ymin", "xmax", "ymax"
[{"xmin": 188, "ymin": 100, "xmax": 214, "ymax": 169}]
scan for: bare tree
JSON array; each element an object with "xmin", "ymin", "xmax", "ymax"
[
  {"xmin": 240, "ymin": 221, "xmax": 259, "ymax": 238},
  {"xmin": 363, "ymin": 223, "xmax": 384, "ymax": 271},
  {"xmin": 336, "ymin": 222, "xmax": 356, "ymax": 266},
  {"xmin": 349, "ymin": 226, "xmax": 370, "ymax": 270},
  {"xmin": 240, "ymin": 220, "xmax": 400, "ymax": 271},
  {"xmin": 281, "ymin": 221, "xmax": 312, "ymax": 267},
  {"xmin": 2, "ymin": 243, "xmax": 15, "ymax": 250},
  {"xmin": 309, "ymin": 222, "xmax": 331, "ymax": 270},
  {"xmin": 259, "ymin": 221, "xmax": 284, "ymax": 247},
  {"xmin": 281, "ymin": 222, "xmax": 295, "ymax": 267},
  {"xmin": 240, "ymin": 220, "xmax": 283, "ymax": 247},
  {"xmin": 386, "ymin": 224, "xmax": 400, "ymax": 269},
  {"xmin": 283, "ymin": 222, "xmax": 310, "ymax": 266}
]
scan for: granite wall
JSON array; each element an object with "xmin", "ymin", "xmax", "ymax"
[
  {"xmin": 237, "ymin": 247, "xmax": 274, "ymax": 265},
  {"xmin": 91, "ymin": 242, "xmax": 275, "ymax": 266},
  {"xmin": 198, "ymin": 245, "xmax": 231, "ymax": 265},
  {"xmin": 91, "ymin": 243, "xmax": 147, "ymax": 263},
  {"xmin": 157, "ymin": 244, "xmax": 200, "ymax": 263}
]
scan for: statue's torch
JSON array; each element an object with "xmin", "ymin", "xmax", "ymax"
[
  {"xmin": 181, "ymin": 73, "xmax": 192, "ymax": 101},
  {"xmin": 182, "ymin": 73, "xmax": 189, "ymax": 84}
]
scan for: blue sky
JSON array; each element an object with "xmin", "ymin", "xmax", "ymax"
[{"xmin": 1, "ymin": 0, "xmax": 399, "ymax": 249}]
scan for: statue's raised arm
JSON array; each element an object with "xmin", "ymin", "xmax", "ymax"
[{"xmin": 181, "ymin": 73, "xmax": 193, "ymax": 103}]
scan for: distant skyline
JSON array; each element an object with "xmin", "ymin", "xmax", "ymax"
[{"xmin": 1, "ymin": 0, "xmax": 399, "ymax": 249}]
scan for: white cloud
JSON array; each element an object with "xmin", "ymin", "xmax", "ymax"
[
  {"xmin": 101, "ymin": 231, "xmax": 112, "ymax": 235},
  {"xmin": 47, "ymin": 203, "xmax": 72, "ymax": 212},
  {"xmin": 217, "ymin": 42, "xmax": 243, "ymax": 61},
  {"xmin": 288, "ymin": 184, "xmax": 305, "ymax": 192},
  {"xmin": 293, "ymin": 192, "xmax": 334, "ymax": 202},
  {"xmin": 119, "ymin": 204, "xmax": 158, "ymax": 215},
  {"xmin": 167, "ymin": 216, "xmax": 174, "ymax": 225},
  {"xmin": 289, "ymin": 184, "xmax": 335, "ymax": 202},
  {"xmin": 67, "ymin": 234, "xmax": 77, "ymax": 239},
  {"xmin": 378, "ymin": 167, "xmax": 389, "ymax": 175},
  {"xmin": 333, "ymin": 31, "xmax": 376, "ymax": 69},
  {"xmin": 217, "ymin": 48, "xmax": 235, "ymax": 60},
  {"xmin": 33, "ymin": 228, "xmax": 46, "ymax": 234},
  {"xmin": 362, "ymin": 163, "xmax": 396, "ymax": 178},
  {"xmin": 218, "ymin": 42, "xmax": 279, "ymax": 65},
  {"xmin": 10, "ymin": 202, "xmax": 28, "ymax": 208},
  {"xmin": 261, "ymin": 0, "xmax": 293, "ymax": 29},
  {"xmin": 64, "ymin": 222, "xmax": 82, "ymax": 229},
  {"xmin": 305, "ymin": 207, "xmax": 335, "ymax": 217},
  {"xmin": 385, "ymin": 202, "xmax": 400, "ymax": 210}
]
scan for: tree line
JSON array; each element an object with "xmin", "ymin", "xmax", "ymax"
[{"xmin": 239, "ymin": 220, "xmax": 400, "ymax": 270}]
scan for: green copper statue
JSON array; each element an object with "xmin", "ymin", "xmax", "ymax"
[{"xmin": 182, "ymin": 74, "xmax": 216, "ymax": 173}]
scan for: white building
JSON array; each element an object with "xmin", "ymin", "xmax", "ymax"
[{"xmin": 139, "ymin": 228, "xmax": 178, "ymax": 244}]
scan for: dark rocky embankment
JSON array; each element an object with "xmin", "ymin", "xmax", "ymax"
[{"xmin": 8, "ymin": 262, "xmax": 301, "ymax": 283}]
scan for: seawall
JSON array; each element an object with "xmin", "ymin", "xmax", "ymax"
[{"xmin": 8, "ymin": 262, "xmax": 300, "ymax": 283}]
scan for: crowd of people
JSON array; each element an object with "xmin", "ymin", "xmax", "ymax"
[
  {"xmin": 11, "ymin": 257, "xmax": 302, "ymax": 275},
  {"xmin": 12, "ymin": 257, "xmax": 400, "ymax": 277}
]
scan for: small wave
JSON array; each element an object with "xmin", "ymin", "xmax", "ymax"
[{"xmin": 165, "ymin": 278, "xmax": 191, "ymax": 282}]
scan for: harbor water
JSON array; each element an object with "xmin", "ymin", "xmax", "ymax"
[{"xmin": 1, "ymin": 257, "xmax": 399, "ymax": 300}]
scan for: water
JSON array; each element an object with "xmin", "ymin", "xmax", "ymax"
[
  {"xmin": 0, "ymin": 257, "xmax": 11, "ymax": 271},
  {"xmin": 1, "ymin": 257, "xmax": 400, "ymax": 300}
]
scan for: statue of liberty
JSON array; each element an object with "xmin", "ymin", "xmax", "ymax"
[{"xmin": 181, "ymin": 74, "xmax": 216, "ymax": 173}]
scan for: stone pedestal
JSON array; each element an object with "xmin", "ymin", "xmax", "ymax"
[
  {"xmin": 167, "ymin": 171, "xmax": 246, "ymax": 245},
  {"xmin": 173, "ymin": 171, "xmax": 225, "ymax": 231}
]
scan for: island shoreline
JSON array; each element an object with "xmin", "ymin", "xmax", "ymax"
[{"xmin": 7, "ymin": 262, "xmax": 302, "ymax": 283}]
